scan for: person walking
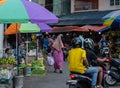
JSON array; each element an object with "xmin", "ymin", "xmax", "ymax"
[
  {"xmin": 52, "ymin": 35, "xmax": 64, "ymax": 73},
  {"xmin": 67, "ymin": 37, "xmax": 98, "ymax": 88},
  {"xmin": 43, "ymin": 34, "xmax": 50, "ymax": 53}
]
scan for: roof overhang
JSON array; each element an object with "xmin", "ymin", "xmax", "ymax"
[{"xmin": 56, "ymin": 10, "xmax": 116, "ymax": 26}]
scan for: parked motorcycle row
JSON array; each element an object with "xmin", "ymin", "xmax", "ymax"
[{"xmin": 66, "ymin": 38, "xmax": 120, "ymax": 88}]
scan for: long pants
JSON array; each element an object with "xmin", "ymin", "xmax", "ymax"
[{"xmin": 85, "ymin": 67, "xmax": 98, "ymax": 86}]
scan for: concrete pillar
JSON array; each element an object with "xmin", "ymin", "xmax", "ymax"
[{"xmin": 0, "ymin": 24, "xmax": 4, "ymax": 58}]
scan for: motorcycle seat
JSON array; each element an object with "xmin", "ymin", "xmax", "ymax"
[
  {"xmin": 70, "ymin": 71, "xmax": 82, "ymax": 74},
  {"xmin": 70, "ymin": 71, "xmax": 91, "ymax": 76},
  {"xmin": 70, "ymin": 71, "xmax": 92, "ymax": 81}
]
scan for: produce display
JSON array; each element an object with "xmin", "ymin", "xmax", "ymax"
[
  {"xmin": 0, "ymin": 57, "xmax": 15, "ymax": 84},
  {"xmin": 19, "ymin": 59, "xmax": 46, "ymax": 76},
  {"xmin": 31, "ymin": 60, "xmax": 44, "ymax": 68},
  {"xmin": 19, "ymin": 63, "xmax": 26, "ymax": 75},
  {"xmin": 0, "ymin": 57, "xmax": 16, "ymax": 66},
  {"xmin": 31, "ymin": 60, "xmax": 46, "ymax": 76},
  {"xmin": 0, "ymin": 69, "xmax": 9, "ymax": 79},
  {"xmin": 107, "ymin": 31, "xmax": 120, "ymax": 58},
  {"xmin": 0, "ymin": 67, "xmax": 13, "ymax": 85}
]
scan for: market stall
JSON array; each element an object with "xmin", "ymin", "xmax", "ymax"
[
  {"xmin": 19, "ymin": 51, "xmax": 46, "ymax": 76},
  {"xmin": 0, "ymin": 57, "xmax": 16, "ymax": 88},
  {"xmin": 107, "ymin": 31, "xmax": 120, "ymax": 58}
]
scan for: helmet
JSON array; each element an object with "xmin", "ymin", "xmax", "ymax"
[
  {"xmin": 78, "ymin": 35, "xmax": 85, "ymax": 49},
  {"xmin": 72, "ymin": 37, "xmax": 82, "ymax": 48},
  {"xmin": 84, "ymin": 38, "xmax": 94, "ymax": 50}
]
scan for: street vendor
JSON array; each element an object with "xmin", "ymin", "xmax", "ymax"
[{"xmin": 3, "ymin": 48, "xmax": 15, "ymax": 58}]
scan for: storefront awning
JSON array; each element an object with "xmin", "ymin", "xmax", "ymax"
[{"xmin": 56, "ymin": 10, "xmax": 115, "ymax": 26}]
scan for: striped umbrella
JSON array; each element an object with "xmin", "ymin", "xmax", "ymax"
[
  {"xmin": 0, "ymin": 0, "xmax": 58, "ymax": 23},
  {"xmin": 4, "ymin": 23, "xmax": 53, "ymax": 35},
  {"xmin": 103, "ymin": 10, "xmax": 120, "ymax": 28}
]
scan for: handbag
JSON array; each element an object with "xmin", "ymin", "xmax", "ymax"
[{"xmin": 47, "ymin": 56, "xmax": 54, "ymax": 66}]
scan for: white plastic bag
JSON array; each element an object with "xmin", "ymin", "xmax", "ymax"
[{"xmin": 47, "ymin": 56, "xmax": 54, "ymax": 66}]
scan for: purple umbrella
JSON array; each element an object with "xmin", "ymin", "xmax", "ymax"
[
  {"xmin": 22, "ymin": 0, "xmax": 58, "ymax": 23},
  {"xmin": 0, "ymin": 0, "xmax": 58, "ymax": 24},
  {"xmin": 38, "ymin": 23, "xmax": 53, "ymax": 32}
]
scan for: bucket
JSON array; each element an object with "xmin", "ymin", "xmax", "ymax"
[
  {"xmin": 13, "ymin": 75, "xmax": 23, "ymax": 88},
  {"xmin": 23, "ymin": 66, "xmax": 31, "ymax": 76}
]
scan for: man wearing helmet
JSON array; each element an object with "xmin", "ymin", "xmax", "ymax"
[
  {"xmin": 84, "ymin": 38, "xmax": 107, "ymax": 88},
  {"xmin": 67, "ymin": 37, "xmax": 98, "ymax": 88}
]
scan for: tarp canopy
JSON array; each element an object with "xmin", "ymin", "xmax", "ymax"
[
  {"xmin": 50, "ymin": 25, "xmax": 110, "ymax": 33},
  {"xmin": 81, "ymin": 25, "xmax": 110, "ymax": 32},
  {"xmin": 50, "ymin": 26, "xmax": 89, "ymax": 33}
]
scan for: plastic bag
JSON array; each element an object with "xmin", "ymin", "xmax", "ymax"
[{"xmin": 47, "ymin": 56, "xmax": 54, "ymax": 66}]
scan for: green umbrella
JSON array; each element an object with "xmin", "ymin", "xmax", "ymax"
[
  {"xmin": 4, "ymin": 22, "xmax": 40, "ymax": 35},
  {"xmin": 0, "ymin": 0, "xmax": 58, "ymax": 23}
]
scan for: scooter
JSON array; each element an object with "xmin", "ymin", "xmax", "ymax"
[
  {"xmin": 66, "ymin": 59, "xmax": 110, "ymax": 88},
  {"xmin": 66, "ymin": 72, "xmax": 91, "ymax": 88},
  {"xmin": 105, "ymin": 58, "xmax": 120, "ymax": 86}
]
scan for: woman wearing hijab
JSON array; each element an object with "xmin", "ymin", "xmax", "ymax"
[{"xmin": 52, "ymin": 35, "xmax": 64, "ymax": 73}]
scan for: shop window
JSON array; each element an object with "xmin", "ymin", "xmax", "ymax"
[
  {"xmin": 115, "ymin": 0, "xmax": 120, "ymax": 5},
  {"xmin": 45, "ymin": 0, "xmax": 53, "ymax": 12},
  {"xmin": 74, "ymin": 0, "xmax": 98, "ymax": 11},
  {"xmin": 110, "ymin": 0, "xmax": 120, "ymax": 6}
]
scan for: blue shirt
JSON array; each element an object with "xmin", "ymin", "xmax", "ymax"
[{"xmin": 100, "ymin": 39, "xmax": 108, "ymax": 48}]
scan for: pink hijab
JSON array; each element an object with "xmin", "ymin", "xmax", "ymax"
[{"xmin": 52, "ymin": 35, "xmax": 64, "ymax": 51}]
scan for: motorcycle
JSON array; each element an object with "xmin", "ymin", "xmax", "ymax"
[
  {"xmin": 105, "ymin": 58, "xmax": 120, "ymax": 86},
  {"xmin": 66, "ymin": 72, "xmax": 91, "ymax": 88},
  {"xmin": 66, "ymin": 59, "xmax": 110, "ymax": 88}
]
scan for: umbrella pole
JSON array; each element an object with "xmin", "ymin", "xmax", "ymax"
[
  {"xmin": 26, "ymin": 33, "xmax": 28, "ymax": 64},
  {"xmin": 36, "ymin": 37, "xmax": 39, "ymax": 60},
  {"xmin": 16, "ymin": 23, "xmax": 19, "ymax": 76}
]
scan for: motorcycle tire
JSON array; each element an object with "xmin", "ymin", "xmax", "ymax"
[
  {"xmin": 105, "ymin": 75, "xmax": 117, "ymax": 86},
  {"xmin": 102, "ymin": 77, "xmax": 109, "ymax": 88}
]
